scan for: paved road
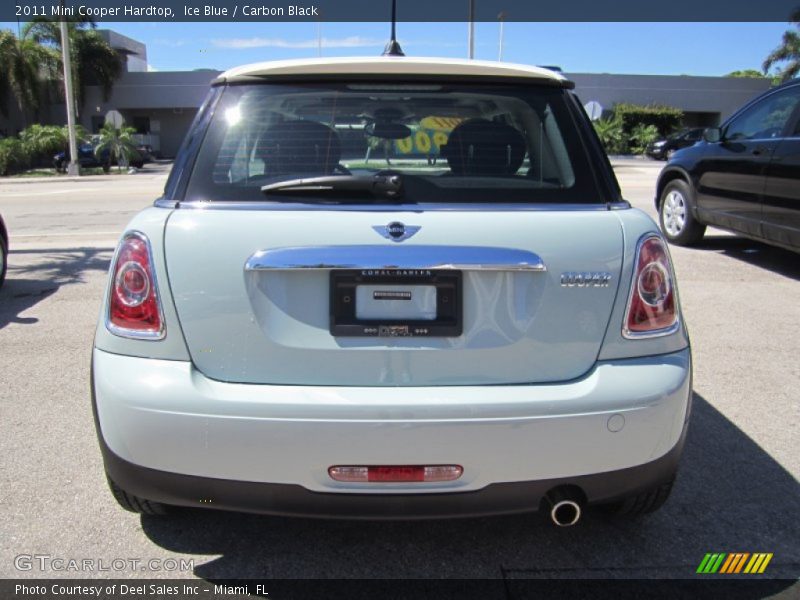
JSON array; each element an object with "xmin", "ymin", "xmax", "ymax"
[{"xmin": 0, "ymin": 160, "xmax": 798, "ymax": 585}]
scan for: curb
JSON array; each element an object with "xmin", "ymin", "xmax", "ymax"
[
  {"xmin": 0, "ymin": 170, "xmax": 171, "ymax": 186},
  {"xmin": 0, "ymin": 175, "xmax": 120, "ymax": 185}
]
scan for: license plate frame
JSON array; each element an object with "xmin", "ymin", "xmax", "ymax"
[{"xmin": 330, "ymin": 269, "xmax": 462, "ymax": 337}]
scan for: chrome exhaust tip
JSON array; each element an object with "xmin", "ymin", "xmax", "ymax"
[
  {"xmin": 544, "ymin": 487, "xmax": 584, "ymax": 527},
  {"xmin": 550, "ymin": 499, "xmax": 581, "ymax": 527}
]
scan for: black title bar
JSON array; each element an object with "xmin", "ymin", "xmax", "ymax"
[{"xmin": 5, "ymin": 0, "xmax": 799, "ymax": 22}]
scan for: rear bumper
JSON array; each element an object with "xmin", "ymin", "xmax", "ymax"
[
  {"xmin": 99, "ymin": 430, "xmax": 687, "ymax": 519},
  {"xmin": 92, "ymin": 347, "xmax": 691, "ymax": 517}
]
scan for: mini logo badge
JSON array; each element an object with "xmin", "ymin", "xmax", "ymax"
[{"xmin": 373, "ymin": 222, "xmax": 421, "ymax": 243}]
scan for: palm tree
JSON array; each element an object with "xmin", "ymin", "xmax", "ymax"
[
  {"xmin": 763, "ymin": 9, "xmax": 800, "ymax": 83},
  {"xmin": 94, "ymin": 123, "xmax": 137, "ymax": 172},
  {"xmin": 0, "ymin": 29, "xmax": 60, "ymax": 124},
  {"xmin": 22, "ymin": 19, "xmax": 122, "ymax": 111}
]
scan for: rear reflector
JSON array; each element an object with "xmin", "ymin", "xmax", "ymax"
[{"xmin": 328, "ymin": 465, "xmax": 463, "ymax": 483}]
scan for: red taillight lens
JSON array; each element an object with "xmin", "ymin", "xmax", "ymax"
[
  {"xmin": 328, "ymin": 465, "xmax": 463, "ymax": 483},
  {"xmin": 624, "ymin": 235, "xmax": 678, "ymax": 337},
  {"xmin": 108, "ymin": 232, "xmax": 164, "ymax": 339}
]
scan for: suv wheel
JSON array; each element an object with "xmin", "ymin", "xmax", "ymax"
[
  {"xmin": 106, "ymin": 475, "xmax": 171, "ymax": 515},
  {"xmin": 659, "ymin": 179, "xmax": 706, "ymax": 246}
]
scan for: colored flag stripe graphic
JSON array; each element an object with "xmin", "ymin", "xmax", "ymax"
[{"xmin": 697, "ymin": 553, "xmax": 773, "ymax": 574}]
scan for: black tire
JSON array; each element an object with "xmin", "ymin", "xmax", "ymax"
[
  {"xmin": 659, "ymin": 179, "xmax": 706, "ymax": 246},
  {"xmin": 0, "ymin": 234, "xmax": 7, "ymax": 289},
  {"xmin": 106, "ymin": 475, "xmax": 171, "ymax": 515},
  {"xmin": 607, "ymin": 480, "xmax": 674, "ymax": 516}
]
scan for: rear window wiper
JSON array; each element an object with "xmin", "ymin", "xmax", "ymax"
[{"xmin": 260, "ymin": 174, "xmax": 403, "ymax": 200}]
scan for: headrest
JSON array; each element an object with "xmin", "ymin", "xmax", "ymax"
[
  {"xmin": 258, "ymin": 120, "xmax": 342, "ymax": 176},
  {"xmin": 442, "ymin": 118, "xmax": 526, "ymax": 176}
]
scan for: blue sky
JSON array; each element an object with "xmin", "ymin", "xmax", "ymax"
[{"xmin": 1, "ymin": 21, "xmax": 792, "ymax": 76}]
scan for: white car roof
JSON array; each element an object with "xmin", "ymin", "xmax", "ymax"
[{"xmin": 214, "ymin": 56, "xmax": 570, "ymax": 86}]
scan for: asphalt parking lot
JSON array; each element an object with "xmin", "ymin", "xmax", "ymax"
[{"xmin": 0, "ymin": 160, "xmax": 798, "ymax": 587}]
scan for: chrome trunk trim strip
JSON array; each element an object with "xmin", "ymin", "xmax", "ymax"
[{"xmin": 245, "ymin": 245, "xmax": 547, "ymax": 272}]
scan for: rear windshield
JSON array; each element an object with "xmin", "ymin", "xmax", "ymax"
[{"xmin": 186, "ymin": 81, "xmax": 602, "ymax": 204}]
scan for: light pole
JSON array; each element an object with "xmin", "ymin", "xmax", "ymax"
[
  {"xmin": 59, "ymin": 11, "xmax": 80, "ymax": 176},
  {"xmin": 498, "ymin": 11, "xmax": 506, "ymax": 61},
  {"xmin": 316, "ymin": 17, "xmax": 321, "ymax": 57},
  {"xmin": 467, "ymin": 0, "xmax": 475, "ymax": 59}
]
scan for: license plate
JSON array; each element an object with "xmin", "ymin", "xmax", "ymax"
[
  {"xmin": 330, "ymin": 270, "xmax": 462, "ymax": 337},
  {"xmin": 355, "ymin": 285, "xmax": 437, "ymax": 321}
]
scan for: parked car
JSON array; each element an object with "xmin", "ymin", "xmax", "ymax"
[
  {"xmin": 0, "ymin": 212, "xmax": 7, "ymax": 289},
  {"xmin": 135, "ymin": 144, "xmax": 154, "ymax": 163},
  {"xmin": 656, "ymin": 79, "xmax": 800, "ymax": 252},
  {"xmin": 646, "ymin": 127, "xmax": 704, "ymax": 160},
  {"xmin": 92, "ymin": 56, "xmax": 692, "ymax": 525},
  {"xmin": 53, "ymin": 143, "xmax": 108, "ymax": 172},
  {"xmin": 54, "ymin": 143, "xmax": 144, "ymax": 172}
]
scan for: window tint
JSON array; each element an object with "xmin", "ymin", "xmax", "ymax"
[
  {"xmin": 186, "ymin": 82, "xmax": 603, "ymax": 204},
  {"xmin": 726, "ymin": 86, "xmax": 800, "ymax": 141}
]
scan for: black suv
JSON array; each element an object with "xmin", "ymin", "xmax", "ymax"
[
  {"xmin": 646, "ymin": 128, "xmax": 704, "ymax": 161},
  {"xmin": 656, "ymin": 80, "xmax": 800, "ymax": 253}
]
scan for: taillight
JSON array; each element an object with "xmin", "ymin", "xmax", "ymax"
[
  {"xmin": 623, "ymin": 234, "xmax": 679, "ymax": 338},
  {"xmin": 107, "ymin": 232, "xmax": 164, "ymax": 339}
]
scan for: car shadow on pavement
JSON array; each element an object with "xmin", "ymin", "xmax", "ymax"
[
  {"xmin": 0, "ymin": 247, "xmax": 111, "ymax": 329},
  {"xmin": 140, "ymin": 392, "xmax": 799, "ymax": 589},
  {"xmin": 694, "ymin": 235, "xmax": 800, "ymax": 281}
]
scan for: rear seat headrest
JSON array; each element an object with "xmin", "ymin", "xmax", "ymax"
[
  {"xmin": 258, "ymin": 120, "xmax": 342, "ymax": 176},
  {"xmin": 442, "ymin": 118, "xmax": 526, "ymax": 176}
]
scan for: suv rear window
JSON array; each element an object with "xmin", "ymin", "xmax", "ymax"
[{"xmin": 186, "ymin": 81, "xmax": 602, "ymax": 204}]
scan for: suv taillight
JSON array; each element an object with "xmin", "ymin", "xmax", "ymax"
[
  {"xmin": 107, "ymin": 232, "xmax": 164, "ymax": 339},
  {"xmin": 623, "ymin": 234, "xmax": 679, "ymax": 338}
]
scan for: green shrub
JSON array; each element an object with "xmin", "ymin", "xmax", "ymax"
[
  {"xmin": 18, "ymin": 124, "xmax": 90, "ymax": 168},
  {"xmin": 592, "ymin": 117, "xmax": 628, "ymax": 154},
  {"xmin": 629, "ymin": 123, "xmax": 660, "ymax": 155},
  {"xmin": 19, "ymin": 124, "xmax": 67, "ymax": 157},
  {"xmin": 613, "ymin": 103, "xmax": 684, "ymax": 139},
  {"xmin": 0, "ymin": 137, "xmax": 31, "ymax": 176}
]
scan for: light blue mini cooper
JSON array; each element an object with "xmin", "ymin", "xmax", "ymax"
[{"xmin": 92, "ymin": 56, "xmax": 691, "ymax": 526}]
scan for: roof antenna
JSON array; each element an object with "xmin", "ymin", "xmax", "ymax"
[{"xmin": 382, "ymin": 0, "xmax": 405, "ymax": 56}]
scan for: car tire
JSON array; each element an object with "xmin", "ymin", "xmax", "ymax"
[
  {"xmin": 0, "ymin": 234, "xmax": 7, "ymax": 289},
  {"xmin": 659, "ymin": 179, "xmax": 706, "ymax": 246},
  {"xmin": 106, "ymin": 475, "xmax": 171, "ymax": 515},
  {"xmin": 606, "ymin": 480, "xmax": 674, "ymax": 516}
]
